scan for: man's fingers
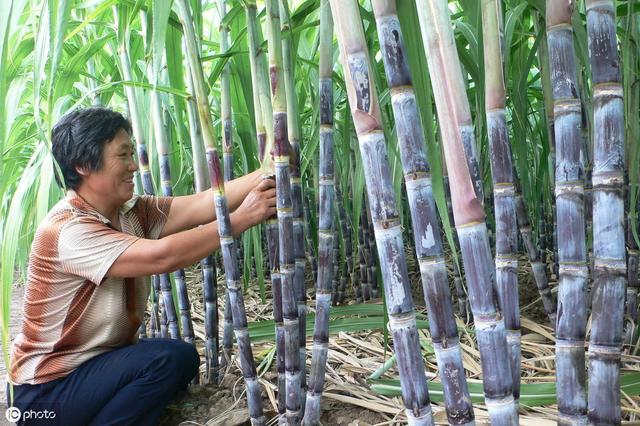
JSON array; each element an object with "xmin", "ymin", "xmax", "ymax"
[{"xmin": 257, "ymin": 178, "xmax": 276, "ymax": 191}]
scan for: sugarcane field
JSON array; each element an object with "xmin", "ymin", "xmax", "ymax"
[{"xmin": 3, "ymin": 0, "xmax": 640, "ymax": 424}]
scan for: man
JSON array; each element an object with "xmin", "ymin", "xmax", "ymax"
[{"xmin": 7, "ymin": 107, "xmax": 276, "ymax": 425}]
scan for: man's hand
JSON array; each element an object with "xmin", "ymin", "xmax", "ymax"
[{"xmin": 231, "ymin": 177, "xmax": 277, "ymax": 230}]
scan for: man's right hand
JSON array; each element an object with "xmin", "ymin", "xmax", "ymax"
[
  {"xmin": 231, "ymin": 177, "xmax": 277, "ymax": 230},
  {"xmin": 107, "ymin": 178, "xmax": 277, "ymax": 279}
]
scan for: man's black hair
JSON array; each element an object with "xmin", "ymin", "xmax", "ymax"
[{"xmin": 51, "ymin": 107, "xmax": 133, "ymax": 190}]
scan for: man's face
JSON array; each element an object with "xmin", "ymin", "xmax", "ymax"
[{"xmin": 79, "ymin": 129, "xmax": 138, "ymax": 205}]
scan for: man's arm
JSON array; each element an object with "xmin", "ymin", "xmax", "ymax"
[
  {"xmin": 108, "ymin": 178, "xmax": 276, "ymax": 278},
  {"xmin": 160, "ymin": 169, "xmax": 264, "ymax": 237}
]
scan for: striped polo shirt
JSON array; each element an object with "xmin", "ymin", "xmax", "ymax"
[{"xmin": 9, "ymin": 190, "xmax": 172, "ymax": 385}]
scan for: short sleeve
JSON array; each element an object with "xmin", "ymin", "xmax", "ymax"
[
  {"xmin": 58, "ymin": 217, "xmax": 139, "ymax": 285},
  {"xmin": 131, "ymin": 196, "xmax": 173, "ymax": 239}
]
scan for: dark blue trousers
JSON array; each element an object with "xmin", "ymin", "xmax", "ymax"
[{"xmin": 7, "ymin": 338, "xmax": 199, "ymax": 425}]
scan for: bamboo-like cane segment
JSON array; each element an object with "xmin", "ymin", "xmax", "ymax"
[
  {"xmin": 303, "ymin": 3, "xmax": 334, "ymax": 421},
  {"xmin": 330, "ymin": 1, "xmax": 434, "ymax": 423},
  {"xmin": 176, "ymin": 1, "xmax": 265, "ymax": 423},
  {"xmin": 546, "ymin": 1, "xmax": 588, "ymax": 423},
  {"xmin": 244, "ymin": 3, "xmax": 284, "ymax": 415},
  {"xmin": 365, "ymin": 201, "xmax": 379, "ymax": 299},
  {"xmin": 279, "ymin": 0, "xmax": 307, "ymax": 406},
  {"xmin": 371, "ymin": 1, "xmax": 474, "ymax": 423},
  {"xmin": 335, "ymin": 183, "xmax": 352, "ymax": 304},
  {"xmin": 481, "ymin": 0, "xmax": 521, "ymax": 403},
  {"xmin": 359, "ymin": 203, "xmax": 374, "ymax": 301},
  {"xmin": 216, "ymin": 0, "xmax": 236, "ymax": 384},
  {"xmin": 536, "ymin": 10, "xmax": 560, "ymax": 318},
  {"xmin": 417, "ymin": 1, "xmax": 518, "ymax": 423},
  {"xmin": 303, "ymin": 194, "xmax": 319, "ymax": 285},
  {"xmin": 585, "ymin": 1, "xmax": 626, "ymax": 423},
  {"xmin": 150, "ymin": 86, "xmax": 194, "ymax": 343},
  {"xmin": 264, "ymin": 0, "xmax": 302, "ymax": 422},
  {"xmin": 514, "ymin": 190, "xmax": 556, "ymax": 327},
  {"xmin": 185, "ymin": 64, "xmax": 219, "ymax": 384},
  {"xmin": 357, "ymin": 221, "xmax": 368, "ymax": 302}
]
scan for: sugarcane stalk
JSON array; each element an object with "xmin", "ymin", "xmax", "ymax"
[
  {"xmin": 303, "ymin": 193, "xmax": 319, "ymax": 286},
  {"xmin": 184, "ymin": 63, "xmax": 219, "ymax": 384},
  {"xmin": 219, "ymin": 0, "xmax": 233, "ymax": 183},
  {"xmin": 176, "ymin": 1, "xmax": 264, "ymax": 422},
  {"xmin": 417, "ymin": 0, "xmax": 518, "ymax": 423},
  {"xmin": 147, "ymin": 56, "xmax": 199, "ymax": 345},
  {"xmin": 372, "ymin": 1, "xmax": 474, "ymax": 423},
  {"xmin": 545, "ymin": 1, "xmax": 589, "ymax": 423},
  {"xmin": 245, "ymin": 1, "xmax": 269, "ymax": 163},
  {"xmin": 359, "ymin": 202, "xmax": 373, "ymax": 301},
  {"xmin": 114, "ymin": 10, "xmax": 174, "ymax": 341},
  {"xmin": 331, "ymin": 222, "xmax": 340, "ymax": 302},
  {"xmin": 246, "ymin": 1, "xmax": 275, "ymax": 170},
  {"xmin": 357, "ymin": 228, "xmax": 368, "ymax": 302},
  {"xmin": 515, "ymin": 188, "xmax": 556, "ymax": 327},
  {"xmin": 266, "ymin": 219, "xmax": 286, "ymax": 419},
  {"xmin": 152, "ymin": 92, "xmax": 194, "ymax": 342},
  {"xmin": 138, "ymin": 10, "xmax": 186, "ymax": 342},
  {"xmin": 264, "ymin": 0, "xmax": 302, "ymax": 421},
  {"xmin": 335, "ymin": 182, "xmax": 353, "ymax": 305},
  {"xmin": 245, "ymin": 2, "xmax": 284, "ymax": 414},
  {"xmin": 303, "ymin": 3, "xmax": 335, "ymax": 420},
  {"xmin": 216, "ymin": 0, "xmax": 236, "ymax": 382},
  {"xmin": 279, "ymin": 0, "xmax": 307, "ymax": 406},
  {"xmin": 331, "ymin": 1, "xmax": 434, "ymax": 423},
  {"xmin": 481, "ymin": 0, "xmax": 521, "ymax": 403},
  {"xmin": 585, "ymin": 1, "xmax": 627, "ymax": 423},
  {"xmin": 367, "ymin": 227, "xmax": 379, "ymax": 299}
]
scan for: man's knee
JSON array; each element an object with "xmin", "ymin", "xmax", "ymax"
[{"xmin": 149, "ymin": 340, "xmax": 199, "ymax": 384}]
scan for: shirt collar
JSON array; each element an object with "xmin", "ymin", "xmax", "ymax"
[{"xmin": 66, "ymin": 190, "xmax": 139, "ymax": 224}]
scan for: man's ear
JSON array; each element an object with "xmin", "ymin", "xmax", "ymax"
[{"xmin": 75, "ymin": 166, "xmax": 90, "ymax": 177}]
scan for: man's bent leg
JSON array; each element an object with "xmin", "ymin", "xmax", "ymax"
[
  {"xmin": 90, "ymin": 339, "xmax": 199, "ymax": 425},
  {"xmin": 9, "ymin": 339, "xmax": 199, "ymax": 426}
]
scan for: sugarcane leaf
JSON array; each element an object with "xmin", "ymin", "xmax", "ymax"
[{"xmin": 150, "ymin": 0, "xmax": 174, "ymax": 85}]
